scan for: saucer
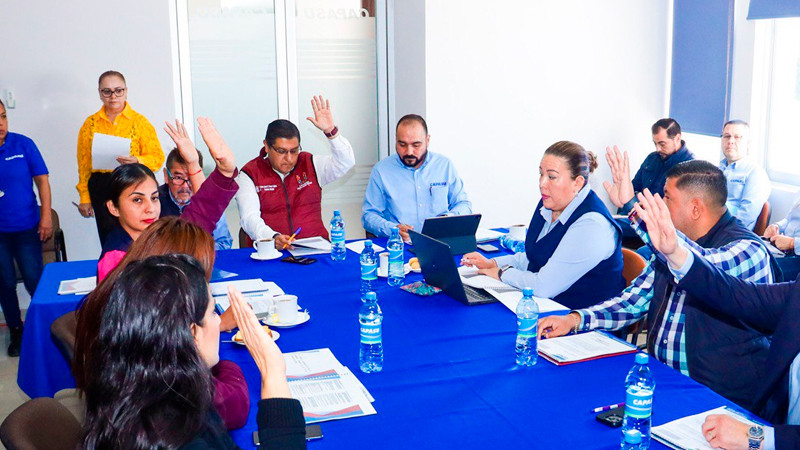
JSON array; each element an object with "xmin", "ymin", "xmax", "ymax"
[
  {"xmin": 232, "ymin": 329, "xmax": 280, "ymax": 345},
  {"xmin": 264, "ymin": 310, "xmax": 310, "ymax": 328},
  {"xmin": 250, "ymin": 252, "xmax": 282, "ymax": 261}
]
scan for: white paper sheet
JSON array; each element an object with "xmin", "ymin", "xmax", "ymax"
[
  {"xmin": 91, "ymin": 133, "xmax": 131, "ymax": 170},
  {"xmin": 537, "ymin": 331, "xmax": 637, "ymax": 364},
  {"xmin": 288, "ymin": 237, "xmax": 332, "ymax": 256},
  {"xmin": 476, "ymin": 228, "xmax": 504, "ymax": 243},
  {"xmin": 486, "ymin": 288, "xmax": 568, "ymax": 314},
  {"xmin": 209, "ymin": 279, "xmax": 283, "ymax": 297},
  {"xmin": 457, "ymin": 265, "xmax": 511, "ymax": 290},
  {"xmin": 652, "ymin": 406, "xmax": 762, "ymax": 450},
  {"xmin": 346, "ymin": 240, "xmax": 385, "ymax": 254},
  {"xmin": 57, "ymin": 276, "xmax": 97, "ymax": 295}
]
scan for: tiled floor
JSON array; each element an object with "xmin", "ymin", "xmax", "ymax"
[{"xmin": 0, "ymin": 330, "xmax": 29, "ymax": 450}]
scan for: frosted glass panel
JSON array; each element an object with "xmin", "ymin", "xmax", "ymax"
[
  {"xmin": 186, "ymin": 0, "xmax": 279, "ymax": 170},
  {"xmin": 295, "ymin": 0, "xmax": 378, "ymax": 207}
]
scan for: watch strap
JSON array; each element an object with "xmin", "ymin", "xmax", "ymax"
[{"xmin": 324, "ymin": 125, "xmax": 338, "ymax": 139}]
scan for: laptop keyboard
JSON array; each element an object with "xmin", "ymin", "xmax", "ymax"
[{"xmin": 463, "ymin": 285, "xmax": 495, "ymax": 303}]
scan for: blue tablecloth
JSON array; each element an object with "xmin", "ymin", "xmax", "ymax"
[{"xmin": 18, "ymin": 244, "xmax": 749, "ymax": 449}]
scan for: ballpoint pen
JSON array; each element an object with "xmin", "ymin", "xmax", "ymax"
[
  {"xmin": 283, "ymin": 226, "xmax": 302, "ymax": 249},
  {"xmin": 590, "ymin": 402, "xmax": 625, "ymax": 413}
]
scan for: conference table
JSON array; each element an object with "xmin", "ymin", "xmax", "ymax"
[{"xmin": 18, "ymin": 240, "xmax": 754, "ymax": 449}]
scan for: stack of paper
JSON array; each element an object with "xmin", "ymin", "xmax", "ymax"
[
  {"xmin": 346, "ymin": 240, "xmax": 385, "ymax": 254},
  {"xmin": 476, "ymin": 228, "xmax": 504, "ymax": 243},
  {"xmin": 210, "ymin": 279, "xmax": 284, "ymax": 318},
  {"xmin": 457, "ymin": 266, "xmax": 568, "ymax": 313},
  {"xmin": 288, "ymin": 236, "xmax": 332, "ymax": 257},
  {"xmin": 537, "ymin": 331, "xmax": 638, "ymax": 365},
  {"xmin": 284, "ymin": 348, "xmax": 376, "ymax": 423},
  {"xmin": 652, "ymin": 406, "xmax": 765, "ymax": 450},
  {"xmin": 58, "ymin": 276, "xmax": 97, "ymax": 295}
]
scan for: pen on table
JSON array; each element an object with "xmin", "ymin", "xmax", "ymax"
[
  {"xmin": 283, "ymin": 226, "xmax": 302, "ymax": 249},
  {"xmin": 590, "ymin": 402, "xmax": 625, "ymax": 413}
]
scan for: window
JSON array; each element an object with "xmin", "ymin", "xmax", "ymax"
[{"xmin": 762, "ymin": 18, "xmax": 800, "ymax": 183}]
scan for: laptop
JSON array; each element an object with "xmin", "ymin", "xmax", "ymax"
[
  {"xmin": 408, "ymin": 214, "xmax": 482, "ymax": 255},
  {"xmin": 409, "ymin": 230, "xmax": 498, "ymax": 306}
]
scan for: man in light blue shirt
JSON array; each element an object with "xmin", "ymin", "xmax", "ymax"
[
  {"xmin": 719, "ymin": 120, "xmax": 771, "ymax": 231},
  {"xmin": 362, "ymin": 114, "xmax": 471, "ymax": 239}
]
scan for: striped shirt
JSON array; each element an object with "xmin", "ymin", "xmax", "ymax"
[{"xmin": 576, "ymin": 220, "xmax": 773, "ymax": 375}]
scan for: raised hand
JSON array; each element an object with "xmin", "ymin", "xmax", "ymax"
[
  {"xmin": 306, "ymin": 95, "xmax": 335, "ymax": 135},
  {"xmin": 228, "ymin": 286, "xmax": 291, "ymax": 399},
  {"xmin": 633, "ymin": 189, "xmax": 687, "ymax": 267},
  {"xmin": 602, "ymin": 145, "xmax": 634, "ymax": 208},
  {"xmin": 197, "ymin": 117, "xmax": 236, "ymax": 178},
  {"xmin": 164, "ymin": 119, "xmax": 200, "ymax": 171}
]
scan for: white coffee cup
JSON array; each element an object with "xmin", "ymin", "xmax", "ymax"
[
  {"xmin": 253, "ymin": 238, "xmax": 280, "ymax": 259},
  {"xmin": 379, "ymin": 252, "xmax": 389, "ymax": 273},
  {"xmin": 509, "ymin": 224, "xmax": 527, "ymax": 241},
  {"xmin": 273, "ymin": 295, "xmax": 298, "ymax": 324}
]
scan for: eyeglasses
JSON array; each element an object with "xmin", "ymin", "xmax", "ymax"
[
  {"xmin": 270, "ymin": 145, "xmax": 302, "ymax": 156},
  {"xmin": 721, "ymin": 134, "xmax": 745, "ymax": 142},
  {"xmin": 166, "ymin": 167, "xmax": 191, "ymax": 186},
  {"xmin": 99, "ymin": 87, "xmax": 127, "ymax": 98}
]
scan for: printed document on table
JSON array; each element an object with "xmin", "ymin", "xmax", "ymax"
[
  {"xmin": 284, "ymin": 349, "xmax": 377, "ymax": 423},
  {"xmin": 346, "ymin": 240, "xmax": 385, "ymax": 254},
  {"xmin": 457, "ymin": 266, "xmax": 512, "ymax": 290},
  {"xmin": 486, "ymin": 288, "xmax": 568, "ymax": 314},
  {"xmin": 58, "ymin": 276, "xmax": 97, "ymax": 295},
  {"xmin": 288, "ymin": 236, "xmax": 332, "ymax": 256},
  {"xmin": 537, "ymin": 331, "xmax": 638, "ymax": 365},
  {"xmin": 210, "ymin": 279, "xmax": 283, "ymax": 297},
  {"xmin": 91, "ymin": 133, "xmax": 131, "ymax": 170},
  {"xmin": 652, "ymin": 406, "xmax": 765, "ymax": 450}
]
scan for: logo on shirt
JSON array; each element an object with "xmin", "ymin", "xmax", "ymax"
[
  {"xmin": 296, "ymin": 172, "xmax": 313, "ymax": 190},
  {"xmin": 430, "ymin": 181, "xmax": 447, "ymax": 188},
  {"xmin": 4, "ymin": 154, "xmax": 23, "ymax": 161},
  {"xmin": 256, "ymin": 184, "xmax": 278, "ymax": 193}
]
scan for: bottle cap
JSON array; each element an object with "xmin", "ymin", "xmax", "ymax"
[
  {"xmin": 364, "ymin": 240, "xmax": 373, "ymax": 248},
  {"xmin": 333, "ymin": 210, "xmax": 341, "ymax": 215},
  {"xmin": 623, "ymin": 429, "xmax": 642, "ymax": 444},
  {"xmin": 635, "ymin": 353, "xmax": 649, "ymax": 365},
  {"xmin": 391, "ymin": 227, "xmax": 399, "ymax": 236},
  {"xmin": 522, "ymin": 287, "xmax": 533, "ymax": 297},
  {"xmin": 365, "ymin": 292, "xmax": 377, "ymax": 301}
]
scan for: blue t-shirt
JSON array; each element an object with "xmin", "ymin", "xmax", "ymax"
[{"xmin": 0, "ymin": 132, "xmax": 49, "ymax": 232}]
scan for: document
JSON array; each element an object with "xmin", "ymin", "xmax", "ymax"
[
  {"xmin": 288, "ymin": 236, "xmax": 332, "ymax": 256},
  {"xmin": 346, "ymin": 240, "xmax": 385, "ymax": 254},
  {"xmin": 57, "ymin": 276, "xmax": 96, "ymax": 295},
  {"xmin": 476, "ymin": 228, "xmax": 504, "ymax": 243},
  {"xmin": 537, "ymin": 331, "xmax": 638, "ymax": 365},
  {"xmin": 458, "ymin": 266, "xmax": 511, "ymax": 290},
  {"xmin": 486, "ymin": 288, "xmax": 568, "ymax": 314},
  {"xmin": 284, "ymin": 348, "xmax": 377, "ymax": 423},
  {"xmin": 652, "ymin": 406, "xmax": 766, "ymax": 450},
  {"xmin": 211, "ymin": 279, "xmax": 284, "ymax": 318},
  {"xmin": 91, "ymin": 133, "xmax": 131, "ymax": 170}
]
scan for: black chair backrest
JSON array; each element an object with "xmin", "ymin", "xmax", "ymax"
[
  {"xmin": 50, "ymin": 311, "xmax": 78, "ymax": 365},
  {"xmin": 0, "ymin": 397, "xmax": 82, "ymax": 450}
]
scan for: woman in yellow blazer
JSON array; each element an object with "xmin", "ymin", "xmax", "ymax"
[{"xmin": 76, "ymin": 70, "xmax": 164, "ymax": 245}]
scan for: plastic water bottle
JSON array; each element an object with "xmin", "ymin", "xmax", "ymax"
[
  {"xmin": 500, "ymin": 234, "xmax": 526, "ymax": 253},
  {"xmin": 330, "ymin": 210, "xmax": 346, "ymax": 261},
  {"xmin": 621, "ymin": 429, "xmax": 643, "ymax": 450},
  {"xmin": 387, "ymin": 228, "xmax": 404, "ymax": 286},
  {"xmin": 621, "ymin": 353, "xmax": 655, "ymax": 448},
  {"xmin": 515, "ymin": 287, "xmax": 539, "ymax": 366},
  {"xmin": 360, "ymin": 240, "xmax": 377, "ymax": 301},
  {"xmin": 359, "ymin": 291, "xmax": 383, "ymax": 373}
]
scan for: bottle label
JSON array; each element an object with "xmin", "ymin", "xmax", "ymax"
[
  {"xmin": 361, "ymin": 262, "xmax": 377, "ymax": 280},
  {"xmin": 624, "ymin": 387, "xmax": 653, "ymax": 419},
  {"xmin": 360, "ymin": 323, "xmax": 382, "ymax": 344},
  {"xmin": 331, "ymin": 229, "xmax": 345, "ymax": 243},
  {"xmin": 389, "ymin": 247, "xmax": 403, "ymax": 261},
  {"xmin": 517, "ymin": 317, "xmax": 537, "ymax": 339}
]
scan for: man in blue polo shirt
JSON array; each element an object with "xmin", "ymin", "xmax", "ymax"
[
  {"xmin": 0, "ymin": 99, "xmax": 53, "ymax": 357},
  {"xmin": 362, "ymin": 114, "xmax": 471, "ymax": 240},
  {"xmin": 719, "ymin": 120, "xmax": 771, "ymax": 231}
]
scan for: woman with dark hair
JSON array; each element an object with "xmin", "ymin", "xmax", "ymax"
[
  {"xmin": 97, "ymin": 117, "xmax": 238, "ymax": 279},
  {"xmin": 461, "ymin": 141, "xmax": 625, "ymax": 309},
  {"xmin": 81, "ymin": 254, "xmax": 305, "ymax": 448},
  {"xmin": 76, "ymin": 216, "xmax": 247, "ymax": 429},
  {"xmin": 76, "ymin": 70, "xmax": 165, "ymax": 245}
]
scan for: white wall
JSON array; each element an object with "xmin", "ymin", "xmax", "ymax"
[
  {"xmin": 421, "ymin": 1, "xmax": 671, "ymax": 228},
  {"xmin": 0, "ymin": 0, "xmax": 177, "ymax": 261}
]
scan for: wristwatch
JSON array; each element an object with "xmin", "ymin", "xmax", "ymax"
[
  {"xmin": 497, "ymin": 265, "xmax": 512, "ymax": 280},
  {"xmin": 324, "ymin": 125, "xmax": 339, "ymax": 139},
  {"xmin": 747, "ymin": 425, "xmax": 764, "ymax": 450}
]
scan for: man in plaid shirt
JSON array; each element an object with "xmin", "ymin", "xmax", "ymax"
[{"xmin": 539, "ymin": 159, "xmax": 777, "ymax": 411}]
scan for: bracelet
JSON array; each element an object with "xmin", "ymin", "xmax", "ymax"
[
  {"xmin": 324, "ymin": 125, "xmax": 338, "ymax": 139},
  {"xmin": 570, "ymin": 313, "xmax": 581, "ymax": 335},
  {"xmin": 189, "ymin": 168, "xmax": 203, "ymax": 176}
]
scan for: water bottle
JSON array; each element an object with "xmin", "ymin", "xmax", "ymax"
[
  {"xmin": 621, "ymin": 429, "xmax": 643, "ymax": 450},
  {"xmin": 387, "ymin": 228, "xmax": 404, "ymax": 286},
  {"xmin": 330, "ymin": 210, "xmax": 346, "ymax": 261},
  {"xmin": 515, "ymin": 287, "xmax": 539, "ymax": 366},
  {"xmin": 360, "ymin": 240, "xmax": 377, "ymax": 301},
  {"xmin": 500, "ymin": 234, "xmax": 525, "ymax": 253},
  {"xmin": 621, "ymin": 353, "xmax": 655, "ymax": 448},
  {"xmin": 359, "ymin": 291, "xmax": 383, "ymax": 373}
]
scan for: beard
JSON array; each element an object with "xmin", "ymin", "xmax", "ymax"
[{"xmin": 401, "ymin": 150, "xmax": 427, "ymax": 168}]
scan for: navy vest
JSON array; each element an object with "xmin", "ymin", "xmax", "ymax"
[
  {"xmin": 525, "ymin": 190, "xmax": 625, "ymax": 309},
  {"xmin": 646, "ymin": 211, "xmax": 776, "ymax": 411}
]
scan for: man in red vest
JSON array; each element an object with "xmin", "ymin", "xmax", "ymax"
[{"xmin": 237, "ymin": 95, "xmax": 355, "ymax": 249}]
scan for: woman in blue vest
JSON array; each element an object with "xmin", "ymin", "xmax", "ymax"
[{"xmin": 462, "ymin": 141, "xmax": 625, "ymax": 309}]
